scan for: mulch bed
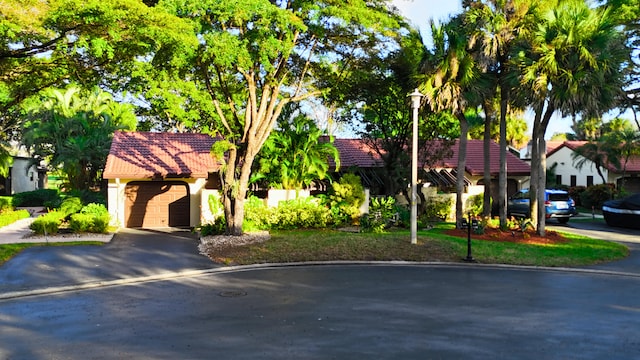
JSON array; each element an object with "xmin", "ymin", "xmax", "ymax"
[{"xmin": 444, "ymin": 227, "xmax": 569, "ymax": 245}]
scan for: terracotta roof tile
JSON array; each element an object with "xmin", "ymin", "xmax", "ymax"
[
  {"xmin": 434, "ymin": 139, "xmax": 531, "ymax": 176},
  {"xmin": 103, "ymin": 131, "xmax": 220, "ymax": 179},
  {"xmin": 332, "ymin": 138, "xmax": 530, "ymax": 176}
]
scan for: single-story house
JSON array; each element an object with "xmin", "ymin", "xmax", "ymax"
[
  {"xmin": 104, "ymin": 132, "xmax": 531, "ymax": 229},
  {"xmin": 331, "ymin": 138, "xmax": 531, "ymax": 197},
  {"xmin": 103, "ymin": 131, "xmax": 221, "ymax": 228},
  {"xmin": 546, "ymin": 141, "xmax": 640, "ymax": 192}
]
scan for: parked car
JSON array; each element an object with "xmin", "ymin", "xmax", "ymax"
[
  {"xmin": 507, "ymin": 189, "xmax": 578, "ymax": 223},
  {"xmin": 602, "ymin": 193, "xmax": 640, "ymax": 229}
]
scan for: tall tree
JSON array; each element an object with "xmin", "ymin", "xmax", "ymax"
[
  {"xmin": 463, "ymin": 0, "xmax": 533, "ymax": 226},
  {"xmin": 518, "ymin": 0, "xmax": 628, "ymax": 235},
  {"xmin": 421, "ymin": 17, "xmax": 486, "ymax": 228},
  {"xmin": 330, "ymin": 28, "xmax": 457, "ymax": 197},
  {"xmin": 142, "ymin": 0, "xmax": 404, "ymax": 235},
  {"xmin": 0, "ymin": 0, "xmax": 191, "ymax": 175}
]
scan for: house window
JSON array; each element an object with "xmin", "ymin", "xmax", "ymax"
[
  {"xmin": 556, "ymin": 175, "xmax": 562, "ymax": 185},
  {"xmin": 570, "ymin": 175, "xmax": 577, "ymax": 187},
  {"xmin": 587, "ymin": 176, "xmax": 594, "ymax": 186}
]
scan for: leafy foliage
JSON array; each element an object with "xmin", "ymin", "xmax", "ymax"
[
  {"xmin": 580, "ymin": 184, "xmax": 614, "ymax": 209},
  {"xmin": 30, "ymin": 211, "xmax": 65, "ymax": 235},
  {"xmin": 135, "ymin": 0, "xmax": 405, "ymax": 234},
  {"xmin": 69, "ymin": 203, "xmax": 110, "ymax": 233},
  {"xmin": 360, "ymin": 196, "xmax": 400, "ymax": 233},
  {"xmin": 256, "ymin": 113, "xmax": 340, "ymax": 190},
  {"xmin": 328, "ymin": 174, "xmax": 365, "ymax": 226},
  {"xmin": 11, "ymin": 189, "xmax": 61, "ymax": 207},
  {"xmin": 23, "ymin": 87, "xmax": 136, "ymax": 191}
]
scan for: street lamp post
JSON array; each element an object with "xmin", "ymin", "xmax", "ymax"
[{"xmin": 409, "ymin": 89, "xmax": 423, "ymax": 245}]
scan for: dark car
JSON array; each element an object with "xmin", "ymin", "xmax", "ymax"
[
  {"xmin": 507, "ymin": 189, "xmax": 578, "ymax": 223},
  {"xmin": 602, "ymin": 193, "xmax": 640, "ymax": 229}
]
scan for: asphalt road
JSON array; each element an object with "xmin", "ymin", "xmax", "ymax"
[{"xmin": 1, "ymin": 225, "xmax": 640, "ymax": 359}]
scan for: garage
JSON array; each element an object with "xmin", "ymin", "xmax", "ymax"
[{"xmin": 124, "ymin": 181, "xmax": 190, "ymax": 228}]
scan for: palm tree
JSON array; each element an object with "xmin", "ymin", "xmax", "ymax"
[
  {"xmin": 257, "ymin": 114, "xmax": 340, "ymax": 191},
  {"xmin": 518, "ymin": 0, "xmax": 628, "ymax": 235},
  {"xmin": 421, "ymin": 17, "xmax": 485, "ymax": 228},
  {"xmin": 464, "ymin": 0, "xmax": 533, "ymax": 226},
  {"xmin": 572, "ymin": 141, "xmax": 611, "ymax": 184}
]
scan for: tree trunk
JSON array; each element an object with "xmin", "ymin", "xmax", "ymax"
[
  {"xmin": 482, "ymin": 102, "xmax": 492, "ymax": 218},
  {"xmin": 498, "ymin": 96, "xmax": 508, "ymax": 227},
  {"xmin": 456, "ymin": 112, "xmax": 469, "ymax": 229}
]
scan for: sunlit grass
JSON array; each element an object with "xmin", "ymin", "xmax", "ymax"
[{"xmin": 206, "ymin": 223, "xmax": 629, "ymax": 267}]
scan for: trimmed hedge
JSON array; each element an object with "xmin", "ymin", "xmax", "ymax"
[{"xmin": 12, "ymin": 189, "xmax": 61, "ymax": 207}]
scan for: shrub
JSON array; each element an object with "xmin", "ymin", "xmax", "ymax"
[
  {"xmin": 465, "ymin": 194, "xmax": 485, "ymax": 217},
  {"xmin": 581, "ymin": 184, "xmax": 614, "ymax": 210},
  {"xmin": 0, "ymin": 196, "xmax": 12, "ymax": 212},
  {"xmin": 328, "ymin": 173, "xmax": 365, "ymax": 226},
  {"xmin": 0, "ymin": 209, "xmax": 30, "ymax": 227},
  {"xmin": 568, "ymin": 186, "xmax": 587, "ymax": 207},
  {"xmin": 361, "ymin": 196, "xmax": 398, "ymax": 233},
  {"xmin": 30, "ymin": 211, "xmax": 65, "ymax": 234},
  {"xmin": 60, "ymin": 196, "xmax": 83, "ymax": 217},
  {"xmin": 423, "ymin": 196, "xmax": 453, "ymax": 221},
  {"xmin": 244, "ymin": 196, "xmax": 273, "ymax": 231},
  {"xmin": 12, "ymin": 189, "xmax": 61, "ymax": 207},
  {"xmin": 270, "ymin": 197, "xmax": 332, "ymax": 230},
  {"xmin": 69, "ymin": 209, "xmax": 110, "ymax": 233},
  {"xmin": 80, "ymin": 203, "xmax": 109, "ymax": 216},
  {"xmin": 199, "ymin": 217, "xmax": 227, "ymax": 236}
]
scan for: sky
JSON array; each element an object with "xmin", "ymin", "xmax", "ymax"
[{"xmin": 390, "ymin": 0, "xmax": 575, "ymax": 140}]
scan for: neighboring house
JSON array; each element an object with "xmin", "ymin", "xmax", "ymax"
[
  {"xmin": 546, "ymin": 141, "xmax": 640, "ymax": 192},
  {"xmin": 104, "ymin": 132, "xmax": 531, "ymax": 229},
  {"xmin": 331, "ymin": 139, "xmax": 531, "ymax": 197},
  {"xmin": 0, "ymin": 156, "xmax": 47, "ymax": 196},
  {"xmin": 103, "ymin": 131, "xmax": 221, "ymax": 228}
]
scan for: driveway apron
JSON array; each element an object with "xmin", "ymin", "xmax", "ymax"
[{"xmin": 0, "ymin": 228, "xmax": 216, "ymax": 293}]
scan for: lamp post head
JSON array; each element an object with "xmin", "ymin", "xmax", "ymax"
[{"xmin": 409, "ymin": 88, "xmax": 423, "ymax": 109}]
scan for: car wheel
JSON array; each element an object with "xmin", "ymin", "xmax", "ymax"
[{"xmin": 557, "ymin": 218, "xmax": 569, "ymax": 224}]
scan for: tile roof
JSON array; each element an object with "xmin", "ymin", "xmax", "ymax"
[
  {"xmin": 332, "ymin": 138, "xmax": 531, "ymax": 176},
  {"xmin": 330, "ymin": 139, "xmax": 384, "ymax": 168},
  {"xmin": 433, "ymin": 139, "xmax": 531, "ymax": 176},
  {"xmin": 103, "ymin": 131, "xmax": 220, "ymax": 179},
  {"xmin": 104, "ymin": 132, "xmax": 531, "ymax": 180}
]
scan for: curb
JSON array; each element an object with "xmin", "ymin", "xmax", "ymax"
[{"xmin": 2, "ymin": 261, "xmax": 640, "ymax": 301}]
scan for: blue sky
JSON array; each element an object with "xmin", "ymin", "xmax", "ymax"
[{"xmin": 390, "ymin": 0, "xmax": 575, "ymax": 140}]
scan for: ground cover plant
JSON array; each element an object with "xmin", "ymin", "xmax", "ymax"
[{"xmin": 200, "ymin": 222, "xmax": 628, "ymax": 267}]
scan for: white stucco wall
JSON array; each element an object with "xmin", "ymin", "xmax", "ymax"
[
  {"xmin": 547, "ymin": 147, "xmax": 607, "ymax": 187},
  {"xmin": 10, "ymin": 158, "xmax": 40, "ymax": 193}
]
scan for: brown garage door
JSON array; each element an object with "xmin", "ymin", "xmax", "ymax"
[{"xmin": 125, "ymin": 181, "xmax": 190, "ymax": 228}]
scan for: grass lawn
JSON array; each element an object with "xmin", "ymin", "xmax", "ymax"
[
  {"xmin": 0, "ymin": 242, "xmax": 104, "ymax": 266},
  {"xmin": 204, "ymin": 223, "xmax": 629, "ymax": 267}
]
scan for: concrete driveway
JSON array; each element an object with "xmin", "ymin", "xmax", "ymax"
[{"xmin": 0, "ymin": 228, "xmax": 216, "ymax": 293}]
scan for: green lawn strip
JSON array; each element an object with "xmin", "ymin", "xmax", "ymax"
[
  {"xmin": 426, "ymin": 225, "xmax": 629, "ymax": 267},
  {"xmin": 0, "ymin": 242, "xmax": 104, "ymax": 266},
  {"xmin": 210, "ymin": 224, "xmax": 629, "ymax": 267}
]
